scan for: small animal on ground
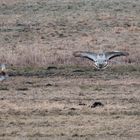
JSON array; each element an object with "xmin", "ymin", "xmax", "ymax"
[{"xmin": 91, "ymin": 101, "xmax": 104, "ymax": 108}]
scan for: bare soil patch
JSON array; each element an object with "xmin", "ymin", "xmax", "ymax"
[{"xmin": 0, "ymin": 66, "xmax": 140, "ymax": 139}]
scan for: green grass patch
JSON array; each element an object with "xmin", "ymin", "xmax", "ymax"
[{"xmin": 8, "ymin": 64, "xmax": 140, "ymax": 78}]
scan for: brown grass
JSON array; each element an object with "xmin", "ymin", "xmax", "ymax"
[
  {"xmin": 0, "ymin": 1, "xmax": 140, "ymax": 138},
  {"xmin": 0, "ymin": 74, "xmax": 140, "ymax": 139},
  {"xmin": 0, "ymin": 0, "xmax": 140, "ymax": 67}
]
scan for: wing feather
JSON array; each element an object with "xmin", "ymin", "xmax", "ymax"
[
  {"xmin": 73, "ymin": 51, "xmax": 97, "ymax": 62},
  {"xmin": 105, "ymin": 51, "xmax": 129, "ymax": 60}
]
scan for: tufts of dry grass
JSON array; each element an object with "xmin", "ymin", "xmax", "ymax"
[
  {"xmin": 0, "ymin": 0, "xmax": 140, "ymax": 67},
  {"xmin": 0, "ymin": 42, "xmax": 139, "ymax": 67}
]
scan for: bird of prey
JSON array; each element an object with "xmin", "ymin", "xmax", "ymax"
[
  {"xmin": 0, "ymin": 64, "xmax": 8, "ymax": 82},
  {"xmin": 73, "ymin": 51, "xmax": 129, "ymax": 69}
]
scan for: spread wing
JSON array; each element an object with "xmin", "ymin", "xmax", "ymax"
[
  {"xmin": 105, "ymin": 51, "xmax": 129, "ymax": 60},
  {"xmin": 73, "ymin": 51, "xmax": 97, "ymax": 62}
]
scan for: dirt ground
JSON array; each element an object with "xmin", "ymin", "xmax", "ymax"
[
  {"xmin": 0, "ymin": 66, "xmax": 140, "ymax": 139},
  {"xmin": 0, "ymin": 0, "xmax": 140, "ymax": 139}
]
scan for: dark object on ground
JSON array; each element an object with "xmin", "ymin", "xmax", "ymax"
[
  {"xmin": 46, "ymin": 83, "xmax": 53, "ymax": 86},
  {"xmin": 91, "ymin": 102, "xmax": 104, "ymax": 108},
  {"xmin": 70, "ymin": 108, "xmax": 77, "ymax": 110},
  {"xmin": 73, "ymin": 69, "xmax": 84, "ymax": 73},
  {"xmin": 47, "ymin": 66, "xmax": 57, "ymax": 70},
  {"xmin": 79, "ymin": 102, "xmax": 86, "ymax": 106}
]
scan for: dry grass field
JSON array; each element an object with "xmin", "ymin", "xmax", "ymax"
[{"xmin": 0, "ymin": 0, "xmax": 140, "ymax": 139}]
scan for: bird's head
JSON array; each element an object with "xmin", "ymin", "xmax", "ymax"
[{"xmin": 95, "ymin": 60, "xmax": 108, "ymax": 69}]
